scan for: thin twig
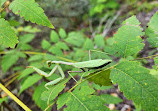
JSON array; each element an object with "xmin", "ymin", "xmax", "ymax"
[{"xmin": 134, "ymin": 54, "xmax": 158, "ymax": 60}]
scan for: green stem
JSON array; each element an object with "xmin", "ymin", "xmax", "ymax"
[
  {"xmin": 68, "ymin": 64, "xmax": 117, "ymax": 92},
  {"xmin": 135, "ymin": 54, "xmax": 158, "ymax": 60},
  {"xmin": 0, "ymin": 1, "xmax": 10, "ymax": 13}
]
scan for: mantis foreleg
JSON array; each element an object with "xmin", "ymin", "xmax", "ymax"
[
  {"xmin": 28, "ymin": 65, "xmax": 65, "ymax": 89},
  {"xmin": 45, "ymin": 65, "xmax": 65, "ymax": 89},
  {"xmin": 28, "ymin": 65, "xmax": 58, "ymax": 77}
]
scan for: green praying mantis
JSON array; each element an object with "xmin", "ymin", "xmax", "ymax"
[{"xmin": 27, "ymin": 50, "xmax": 112, "ymax": 89}]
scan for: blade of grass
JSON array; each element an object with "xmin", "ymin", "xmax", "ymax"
[{"xmin": 0, "ymin": 83, "xmax": 31, "ymax": 111}]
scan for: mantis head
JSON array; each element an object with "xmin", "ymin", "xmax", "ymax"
[{"xmin": 47, "ymin": 61, "xmax": 52, "ymax": 67}]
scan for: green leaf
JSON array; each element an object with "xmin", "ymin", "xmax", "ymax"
[
  {"xmin": 100, "ymin": 94, "xmax": 123, "ymax": 104},
  {"xmin": 21, "ymin": 25, "xmax": 41, "ymax": 33},
  {"xmin": 9, "ymin": 0, "xmax": 54, "ymax": 29},
  {"xmin": 150, "ymin": 69, "xmax": 158, "ymax": 80},
  {"xmin": 17, "ymin": 34, "xmax": 34, "ymax": 50},
  {"xmin": 28, "ymin": 54, "xmax": 44, "ymax": 62},
  {"xmin": 41, "ymin": 39, "xmax": 51, "ymax": 50},
  {"xmin": 56, "ymin": 42, "xmax": 70, "ymax": 51},
  {"xmin": 94, "ymin": 34, "xmax": 105, "ymax": 48},
  {"xmin": 19, "ymin": 74, "xmax": 42, "ymax": 95},
  {"xmin": 18, "ymin": 68, "xmax": 34, "ymax": 80},
  {"xmin": 57, "ymin": 92, "xmax": 70, "ymax": 110},
  {"xmin": 153, "ymin": 57, "xmax": 158, "ymax": 70},
  {"xmin": 8, "ymin": 20, "xmax": 20, "ymax": 26},
  {"xmin": 19, "ymin": 34, "xmax": 35, "ymax": 43},
  {"xmin": 0, "ymin": 97, "xmax": 7, "ymax": 104},
  {"xmin": 110, "ymin": 61, "xmax": 158, "ymax": 111},
  {"xmin": 19, "ymin": 44, "xmax": 33, "ymax": 50},
  {"xmin": 48, "ymin": 46, "xmax": 63, "ymax": 56},
  {"xmin": 41, "ymin": 78, "xmax": 70, "ymax": 102},
  {"xmin": 1, "ymin": 50, "xmax": 26, "ymax": 73},
  {"xmin": 0, "ymin": 0, "xmax": 7, "ymax": 7},
  {"xmin": 50, "ymin": 30, "xmax": 59, "ymax": 43},
  {"xmin": 112, "ymin": 16, "xmax": 144, "ymax": 58},
  {"xmin": 92, "ymin": 83, "xmax": 112, "ymax": 90},
  {"xmin": 106, "ymin": 37, "xmax": 114, "ymax": 46},
  {"xmin": 66, "ymin": 95, "xmax": 110, "ymax": 111},
  {"xmin": 65, "ymin": 32, "xmax": 85, "ymax": 47},
  {"xmin": 33, "ymin": 82, "xmax": 51, "ymax": 111},
  {"xmin": 0, "ymin": 18, "xmax": 18, "ymax": 48},
  {"xmin": 146, "ymin": 12, "xmax": 158, "ymax": 47},
  {"xmin": 65, "ymin": 82, "xmax": 110, "ymax": 111},
  {"xmin": 59, "ymin": 28, "xmax": 67, "ymax": 38},
  {"xmin": 86, "ymin": 69, "xmax": 112, "ymax": 86},
  {"xmin": 83, "ymin": 38, "xmax": 94, "ymax": 50}
]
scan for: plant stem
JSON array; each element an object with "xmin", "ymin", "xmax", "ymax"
[
  {"xmin": 135, "ymin": 54, "xmax": 158, "ymax": 60},
  {"xmin": 0, "ymin": 83, "xmax": 31, "ymax": 111},
  {"xmin": 68, "ymin": 64, "xmax": 117, "ymax": 92}
]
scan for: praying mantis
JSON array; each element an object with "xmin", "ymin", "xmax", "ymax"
[{"xmin": 27, "ymin": 50, "xmax": 112, "ymax": 89}]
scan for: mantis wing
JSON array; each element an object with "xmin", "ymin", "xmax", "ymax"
[{"xmin": 73, "ymin": 59, "xmax": 112, "ymax": 68}]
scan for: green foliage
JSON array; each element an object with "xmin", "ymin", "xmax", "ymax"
[
  {"xmin": 0, "ymin": 97, "xmax": 7, "ymax": 104},
  {"xmin": 57, "ymin": 92, "xmax": 70, "ymax": 110},
  {"xmin": 41, "ymin": 78, "xmax": 70, "ymax": 103},
  {"xmin": 150, "ymin": 69, "xmax": 158, "ymax": 80},
  {"xmin": 33, "ymin": 82, "xmax": 51, "ymax": 111},
  {"xmin": 17, "ymin": 34, "xmax": 35, "ymax": 50},
  {"xmin": 59, "ymin": 28, "xmax": 67, "ymax": 38},
  {"xmin": 19, "ymin": 74, "xmax": 42, "ymax": 95},
  {"xmin": 153, "ymin": 57, "xmax": 158, "ymax": 70},
  {"xmin": 0, "ymin": 18, "xmax": 18, "ymax": 48},
  {"xmin": 110, "ymin": 61, "xmax": 158, "ymax": 111},
  {"xmin": 50, "ymin": 30, "xmax": 59, "ymax": 43},
  {"xmin": 92, "ymin": 83, "xmax": 113, "ymax": 90},
  {"xmin": 41, "ymin": 39, "xmax": 51, "ymax": 50},
  {"xmin": 89, "ymin": 0, "xmax": 119, "ymax": 16},
  {"xmin": 109, "ymin": 16, "xmax": 144, "ymax": 58},
  {"xmin": 65, "ymin": 32, "xmax": 85, "ymax": 47},
  {"xmin": 1, "ymin": 50, "xmax": 26, "ymax": 73},
  {"xmin": 94, "ymin": 34, "xmax": 105, "ymax": 48},
  {"xmin": 87, "ymin": 69, "xmax": 112, "ymax": 86},
  {"xmin": 100, "ymin": 94, "xmax": 123, "ymax": 104},
  {"xmin": 64, "ymin": 82, "xmax": 110, "ymax": 111},
  {"xmin": 1, "ymin": 33, "xmax": 35, "ymax": 73},
  {"xmin": 9, "ymin": 0, "xmax": 54, "ymax": 29},
  {"xmin": 83, "ymin": 38, "xmax": 94, "ymax": 50},
  {"xmin": 0, "ymin": 0, "xmax": 7, "ymax": 7},
  {"xmin": 146, "ymin": 12, "xmax": 158, "ymax": 48}
]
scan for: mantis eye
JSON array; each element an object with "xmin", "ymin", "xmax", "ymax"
[{"xmin": 47, "ymin": 61, "xmax": 52, "ymax": 67}]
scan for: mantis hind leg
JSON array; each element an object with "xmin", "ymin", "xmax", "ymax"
[
  {"xmin": 67, "ymin": 71, "xmax": 83, "ymax": 83},
  {"xmin": 45, "ymin": 77, "xmax": 63, "ymax": 89}
]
